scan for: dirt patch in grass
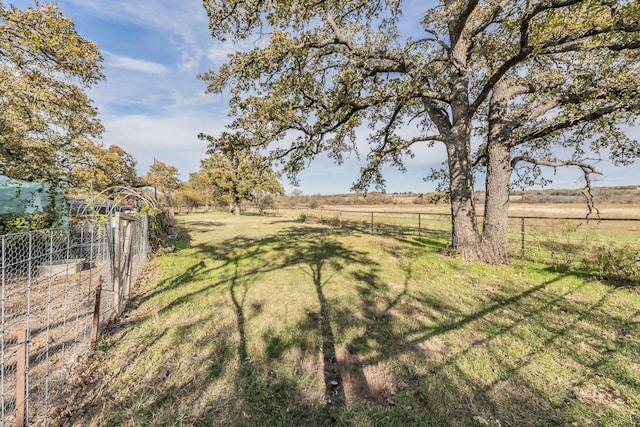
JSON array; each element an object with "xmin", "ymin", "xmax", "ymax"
[{"xmin": 338, "ymin": 347, "xmax": 396, "ymax": 405}]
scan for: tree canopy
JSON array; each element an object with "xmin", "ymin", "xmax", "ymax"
[
  {"xmin": 143, "ymin": 159, "xmax": 180, "ymax": 197},
  {"xmin": 0, "ymin": 2, "xmax": 108, "ymax": 186},
  {"xmin": 201, "ymin": 0, "xmax": 640, "ymax": 262},
  {"xmin": 198, "ymin": 132, "xmax": 284, "ymax": 215},
  {"xmin": 73, "ymin": 145, "xmax": 140, "ymax": 191}
]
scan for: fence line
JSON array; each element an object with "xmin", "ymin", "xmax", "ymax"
[
  {"xmin": 290, "ymin": 208, "xmax": 640, "ymax": 269},
  {"xmin": 0, "ymin": 213, "xmax": 148, "ymax": 426}
]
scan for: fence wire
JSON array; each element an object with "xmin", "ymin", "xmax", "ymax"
[
  {"xmin": 293, "ymin": 208, "xmax": 640, "ymax": 275},
  {"xmin": 0, "ymin": 214, "xmax": 148, "ymax": 426}
]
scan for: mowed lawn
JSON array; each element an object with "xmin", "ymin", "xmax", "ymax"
[{"xmin": 57, "ymin": 212, "xmax": 640, "ymax": 426}]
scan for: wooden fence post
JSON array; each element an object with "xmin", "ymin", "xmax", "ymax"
[
  {"xmin": 418, "ymin": 213, "xmax": 421, "ymax": 240},
  {"xmin": 91, "ymin": 279, "xmax": 103, "ymax": 351},
  {"xmin": 16, "ymin": 329, "xmax": 27, "ymax": 427}
]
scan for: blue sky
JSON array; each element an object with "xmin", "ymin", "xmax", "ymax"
[{"xmin": 11, "ymin": 0, "xmax": 640, "ymax": 194}]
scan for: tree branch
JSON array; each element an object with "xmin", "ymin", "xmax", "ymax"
[
  {"xmin": 470, "ymin": 0, "xmax": 585, "ymax": 114},
  {"xmin": 450, "ymin": 0, "xmax": 479, "ymax": 48},
  {"xmin": 325, "ymin": 11, "xmax": 354, "ymax": 51},
  {"xmin": 517, "ymin": 101, "xmax": 640, "ymax": 145},
  {"xmin": 511, "ymin": 156, "xmax": 602, "ymax": 216},
  {"xmin": 469, "ymin": 0, "xmax": 512, "ymax": 38}
]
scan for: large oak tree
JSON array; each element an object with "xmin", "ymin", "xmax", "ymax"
[
  {"xmin": 1, "ymin": 2, "xmax": 109, "ymax": 186},
  {"xmin": 80, "ymin": 145, "xmax": 140, "ymax": 190},
  {"xmin": 200, "ymin": 0, "xmax": 640, "ymax": 262},
  {"xmin": 143, "ymin": 159, "xmax": 180, "ymax": 204},
  {"xmin": 199, "ymin": 132, "xmax": 284, "ymax": 215}
]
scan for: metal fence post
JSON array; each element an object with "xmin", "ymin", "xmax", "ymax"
[
  {"xmin": 122, "ymin": 219, "xmax": 134, "ymax": 311},
  {"xmin": 521, "ymin": 217, "xmax": 525, "ymax": 260},
  {"xmin": 371, "ymin": 212, "xmax": 374, "ymax": 234},
  {"xmin": 141, "ymin": 213, "xmax": 149, "ymax": 261},
  {"xmin": 418, "ymin": 213, "xmax": 421, "ymax": 240},
  {"xmin": 16, "ymin": 329, "xmax": 27, "ymax": 427},
  {"xmin": 113, "ymin": 213, "xmax": 121, "ymax": 316}
]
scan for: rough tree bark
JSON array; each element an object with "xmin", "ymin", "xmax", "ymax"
[
  {"xmin": 481, "ymin": 141, "xmax": 512, "ymax": 264},
  {"xmin": 446, "ymin": 127, "xmax": 481, "ymax": 261},
  {"xmin": 481, "ymin": 82, "xmax": 513, "ymax": 264},
  {"xmin": 441, "ymin": 17, "xmax": 482, "ymax": 261}
]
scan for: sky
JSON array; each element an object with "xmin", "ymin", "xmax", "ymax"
[{"xmin": 9, "ymin": 0, "xmax": 640, "ymax": 195}]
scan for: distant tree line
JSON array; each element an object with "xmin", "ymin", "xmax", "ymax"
[{"xmin": 168, "ymin": 185, "xmax": 640, "ymax": 212}]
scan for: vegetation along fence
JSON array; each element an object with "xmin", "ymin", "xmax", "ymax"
[
  {"xmin": 0, "ymin": 213, "xmax": 148, "ymax": 426},
  {"xmin": 292, "ymin": 208, "xmax": 640, "ymax": 279}
]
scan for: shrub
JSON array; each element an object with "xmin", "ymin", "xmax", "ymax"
[
  {"xmin": 578, "ymin": 243, "xmax": 640, "ymax": 284},
  {"xmin": 139, "ymin": 204, "xmax": 175, "ymax": 250}
]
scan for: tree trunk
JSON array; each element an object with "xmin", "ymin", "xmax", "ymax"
[
  {"xmin": 232, "ymin": 180, "xmax": 241, "ymax": 215},
  {"xmin": 481, "ymin": 80, "xmax": 514, "ymax": 264},
  {"xmin": 425, "ymin": 24, "xmax": 482, "ymax": 261},
  {"xmin": 481, "ymin": 141, "xmax": 511, "ymax": 264},
  {"xmin": 446, "ymin": 128, "xmax": 481, "ymax": 261}
]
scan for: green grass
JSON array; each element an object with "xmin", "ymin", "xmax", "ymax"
[{"xmin": 58, "ymin": 212, "xmax": 640, "ymax": 426}]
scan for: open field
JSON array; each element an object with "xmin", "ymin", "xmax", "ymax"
[
  {"xmin": 54, "ymin": 212, "xmax": 640, "ymax": 426},
  {"xmin": 274, "ymin": 205, "xmax": 640, "ymax": 269},
  {"xmin": 283, "ymin": 203, "xmax": 640, "ymax": 218},
  {"xmin": 507, "ymin": 203, "xmax": 640, "ymax": 219}
]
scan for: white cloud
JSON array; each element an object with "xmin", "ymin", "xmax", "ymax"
[
  {"xmin": 107, "ymin": 54, "xmax": 169, "ymax": 74},
  {"xmin": 67, "ymin": 0, "xmax": 208, "ymax": 38},
  {"xmin": 178, "ymin": 50, "xmax": 202, "ymax": 72},
  {"xmin": 69, "ymin": 0, "xmax": 216, "ymax": 73},
  {"xmin": 100, "ymin": 112, "xmax": 231, "ymax": 180}
]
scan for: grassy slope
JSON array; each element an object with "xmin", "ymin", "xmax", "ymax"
[{"xmin": 58, "ymin": 212, "xmax": 640, "ymax": 426}]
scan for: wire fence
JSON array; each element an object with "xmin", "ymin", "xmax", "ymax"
[
  {"xmin": 0, "ymin": 213, "xmax": 148, "ymax": 426},
  {"xmin": 288, "ymin": 208, "xmax": 640, "ymax": 276}
]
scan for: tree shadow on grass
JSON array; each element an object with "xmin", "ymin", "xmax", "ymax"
[
  {"xmin": 339, "ymin": 265, "xmax": 640, "ymax": 425},
  {"xmin": 226, "ymin": 254, "xmax": 339, "ymax": 426},
  {"xmin": 235, "ymin": 230, "xmax": 636, "ymax": 425},
  {"xmin": 279, "ymin": 236, "xmax": 351, "ymax": 408},
  {"xmin": 134, "ymin": 259, "xmax": 207, "ymax": 305},
  {"xmin": 218, "ymin": 225, "xmax": 381, "ymax": 421},
  {"xmin": 60, "ymin": 220, "xmax": 640, "ymax": 426},
  {"xmin": 107, "ymin": 222, "xmax": 382, "ymax": 424}
]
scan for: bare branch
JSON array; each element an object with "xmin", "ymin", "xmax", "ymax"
[
  {"xmin": 325, "ymin": 11, "xmax": 354, "ymax": 51},
  {"xmin": 512, "ymin": 156, "xmax": 602, "ymax": 216}
]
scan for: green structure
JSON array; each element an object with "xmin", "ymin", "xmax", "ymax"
[{"xmin": 0, "ymin": 179, "xmax": 66, "ymax": 232}]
